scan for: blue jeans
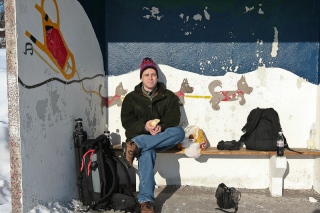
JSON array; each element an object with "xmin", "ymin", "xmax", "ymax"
[{"xmin": 131, "ymin": 126, "xmax": 185, "ymax": 203}]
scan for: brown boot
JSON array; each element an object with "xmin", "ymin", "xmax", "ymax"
[
  {"xmin": 140, "ymin": 201, "xmax": 155, "ymax": 213},
  {"xmin": 122, "ymin": 141, "xmax": 141, "ymax": 168}
]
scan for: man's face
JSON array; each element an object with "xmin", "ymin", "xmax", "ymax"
[{"xmin": 141, "ymin": 68, "xmax": 158, "ymax": 92}]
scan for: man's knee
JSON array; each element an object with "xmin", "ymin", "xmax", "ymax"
[
  {"xmin": 173, "ymin": 126, "xmax": 185, "ymax": 140},
  {"xmin": 167, "ymin": 126, "xmax": 184, "ymax": 134}
]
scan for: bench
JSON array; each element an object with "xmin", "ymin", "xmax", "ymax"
[
  {"xmin": 113, "ymin": 145, "xmax": 320, "ymax": 156},
  {"xmin": 113, "ymin": 145, "xmax": 320, "ymax": 197},
  {"xmin": 142, "ymin": 147, "xmax": 320, "ymax": 156}
]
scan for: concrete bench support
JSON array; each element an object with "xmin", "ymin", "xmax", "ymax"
[
  {"xmin": 134, "ymin": 155, "xmax": 289, "ymax": 194},
  {"xmin": 269, "ymin": 155, "xmax": 287, "ymax": 197}
]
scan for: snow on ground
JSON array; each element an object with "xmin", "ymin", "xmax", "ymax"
[{"xmin": 0, "ymin": 48, "xmax": 11, "ymax": 213}]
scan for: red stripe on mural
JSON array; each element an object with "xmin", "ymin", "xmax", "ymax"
[{"xmin": 46, "ymin": 28, "xmax": 68, "ymax": 69}]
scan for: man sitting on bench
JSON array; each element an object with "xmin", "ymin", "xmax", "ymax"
[{"xmin": 121, "ymin": 57, "xmax": 185, "ymax": 213}]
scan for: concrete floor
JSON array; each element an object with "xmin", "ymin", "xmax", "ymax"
[{"xmin": 90, "ymin": 185, "xmax": 320, "ymax": 213}]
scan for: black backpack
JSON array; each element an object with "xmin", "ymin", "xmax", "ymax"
[
  {"xmin": 239, "ymin": 108, "xmax": 301, "ymax": 153},
  {"xmin": 73, "ymin": 118, "xmax": 140, "ymax": 212}
]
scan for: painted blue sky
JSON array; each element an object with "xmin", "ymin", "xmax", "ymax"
[{"xmin": 79, "ymin": 0, "xmax": 320, "ymax": 84}]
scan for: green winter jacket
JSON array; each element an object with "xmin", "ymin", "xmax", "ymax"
[{"xmin": 121, "ymin": 82, "xmax": 181, "ymax": 141}]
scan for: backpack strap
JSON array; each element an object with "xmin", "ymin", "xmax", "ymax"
[
  {"xmin": 267, "ymin": 108, "xmax": 281, "ymax": 131},
  {"xmin": 239, "ymin": 108, "xmax": 263, "ymax": 143},
  {"xmin": 80, "ymin": 149, "xmax": 95, "ymax": 176},
  {"xmin": 268, "ymin": 108, "xmax": 302, "ymax": 154},
  {"xmin": 112, "ymin": 154, "xmax": 132, "ymax": 190},
  {"xmin": 215, "ymin": 208, "xmax": 236, "ymax": 213},
  {"xmin": 283, "ymin": 137, "xmax": 302, "ymax": 154}
]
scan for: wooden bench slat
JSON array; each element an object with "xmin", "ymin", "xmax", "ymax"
[{"xmin": 112, "ymin": 145, "xmax": 320, "ymax": 156}]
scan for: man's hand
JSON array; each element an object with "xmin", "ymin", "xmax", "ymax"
[
  {"xmin": 150, "ymin": 125, "xmax": 161, "ymax": 135},
  {"xmin": 145, "ymin": 120, "xmax": 162, "ymax": 135}
]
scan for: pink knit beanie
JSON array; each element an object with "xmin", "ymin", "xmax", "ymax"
[{"xmin": 140, "ymin": 57, "xmax": 158, "ymax": 79}]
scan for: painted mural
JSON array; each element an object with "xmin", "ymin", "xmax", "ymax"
[
  {"xmin": 82, "ymin": 0, "xmax": 319, "ymax": 149},
  {"xmin": 24, "ymin": 0, "xmax": 76, "ymax": 80},
  {"xmin": 208, "ymin": 76, "xmax": 253, "ymax": 110},
  {"xmin": 174, "ymin": 78, "xmax": 194, "ymax": 105},
  {"xmin": 76, "ymin": 0, "xmax": 319, "ymax": 145},
  {"xmin": 14, "ymin": 0, "xmax": 107, "ymax": 211},
  {"xmin": 99, "ymin": 82, "xmax": 127, "ymax": 111},
  {"xmin": 21, "ymin": 0, "xmax": 122, "ymax": 112}
]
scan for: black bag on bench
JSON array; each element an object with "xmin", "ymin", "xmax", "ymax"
[
  {"xmin": 239, "ymin": 107, "xmax": 301, "ymax": 153},
  {"xmin": 217, "ymin": 140, "xmax": 241, "ymax": 150}
]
